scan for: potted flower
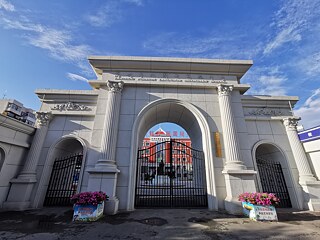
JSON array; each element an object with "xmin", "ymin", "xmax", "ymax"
[
  {"xmin": 71, "ymin": 191, "xmax": 108, "ymax": 222},
  {"xmin": 238, "ymin": 192, "xmax": 280, "ymax": 221}
]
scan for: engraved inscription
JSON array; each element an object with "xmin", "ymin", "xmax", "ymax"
[{"xmin": 112, "ymin": 72, "xmax": 227, "ymax": 85}]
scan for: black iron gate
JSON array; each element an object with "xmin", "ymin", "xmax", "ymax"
[
  {"xmin": 44, "ymin": 153, "xmax": 83, "ymax": 206},
  {"xmin": 135, "ymin": 140, "xmax": 207, "ymax": 208},
  {"xmin": 256, "ymin": 157, "xmax": 292, "ymax": 208}
]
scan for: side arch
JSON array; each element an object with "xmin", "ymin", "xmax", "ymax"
[
  {"xmin": 252, "ymin": 140, "xmax": 300, "ymax": 209},
  {"xmin": 127, "ymin": 98, "xmax": 217, "ymax": 210},
  {"xmin": 32, "ymin": 134, "xmax": 88, "ymax": 208},
  {"xmin": 0, "ymin": 145, "xmax": 6, "ymax": 172}
]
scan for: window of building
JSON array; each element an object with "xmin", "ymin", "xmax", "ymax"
[
  {"xmin": 7, "ymin": 112, "xmax": 15, "ymax": 118},
  {"xmin": 7, "ymin": 103, "xmax": 21, "ymax": 111}
]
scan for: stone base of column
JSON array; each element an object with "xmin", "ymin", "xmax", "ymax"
[
  {"xmin": 3, "ymin": 201, "xmax": 31, "ymax": 210},
  {"xmin": 3, "ymin": 178, "xmax": 37, "ymax": 210},
  {"xmin": 299, "ymin": 175, "xmax": 318, "ymax": 184},
  {"xmin": 222, "ymin": 169, "xmax": 257, "ymax": 215},
  {"xmin": 87, "ymin": 159, "xmax": 120, "ymax": 215},
  {"xmin": 223, "ymin": 161, "xmax": 247, "ymax": 171},
  {"xmin": 300, "ymin": 181, "xmax": 320, "ymax": 211},
  {"xmin": 94, "ymin": 159, "xmax": 120, "ymax": 173}
]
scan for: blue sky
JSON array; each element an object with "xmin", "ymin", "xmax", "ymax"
[{"xmin": 0, "ymin": 0, "xmax": 320, "ymax": 129}]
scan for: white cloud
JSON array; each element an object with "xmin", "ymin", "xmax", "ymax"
[
  {"xmin": 296, "ymin": 51, "xmax": 320, "ymax": 77},
  {"xmin": 294, "ymin": 88, "xmax": 320, "ymax": 128},
  {"xmin": 0, "ymin": 17, "xmax": 94, "ymax": 74},
  {"xmin": 67, "ymin": 73, "xmax": 88, "ymax": 82},
  {"xmin": 27, "ymin": 28, "xmax": 92, "ymax": 63},
  {"xmin": 123, "ymin": 0, "xmax": 144, "ymax": 6},
  {"xmin": 143, "ymin": 32, "xmax": 221, "ymax": 55},
  {"xmin": 243, "ymin": 66, "xmax": 288, "ymax": 96},
  {"xmin": 0, "ymin": 0, "xmax": 15, "ymax": 12},
  {"xmin": 263, "ymin": 0, "xmax": 320, "ymax": 55},
  {"xmin": 86, "ymin": 0, "xmax": 144, "ymax": 27},
  {"xmin": 2, "ymin": 18, "xmax": 43, "ymax": 32},
  {"xmin": 143, "ymin": 32, "xmax": 261, "ymax": 59},
  {"xmin": 87, "ymin": 1, "xmax": 122, "ymax": 27}
]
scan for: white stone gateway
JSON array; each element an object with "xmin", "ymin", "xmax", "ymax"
[{"xmin": 3, "ymin": 56, "xmax": 320, "ymax": 214}]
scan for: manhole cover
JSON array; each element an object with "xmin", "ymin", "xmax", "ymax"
[{"xmin": 137, "ymin": 217, "xmax": 168, "ymax": 226}]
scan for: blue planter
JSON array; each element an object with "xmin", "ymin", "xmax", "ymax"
[
  {"xmin": 242, "ymin": 202, "xmax": 278, "ymax": 221},
  {"xmin": 73, "ymin": 202, "xmax": 104, "ymax": 222}
]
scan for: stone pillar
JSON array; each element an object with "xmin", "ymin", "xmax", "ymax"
[
  {"xmin": 4, "ymin": 112, "xmax": 53, "ymax": 210},
  {"xmin": 217, "ymin": 84, "xmax": 246, "ymax": 171},
  {"xmin": 283, "ymin": 117, "xmax": 316, "ymax": 182},
  {"xmin": 217, "ymin": 84, "xmax": 256, "ymax": 214},
  {"xmin": 87, "ymin": 81, "xmax": 124, "ymax": 215},
  {"xmin": 283, "ymin": 117, "xmax": 320, "ymax": 210}
]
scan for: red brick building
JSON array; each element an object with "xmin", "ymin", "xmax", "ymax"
[{"xmin": 141, "ymin": 128, "xmax": 192, "ymax": 179}]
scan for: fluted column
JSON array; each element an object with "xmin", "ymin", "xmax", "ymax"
[
  {"xmin": 3, "ymin": 112, "xmax": 53, "ymax": 210},
  {"xmin": 18, "ymin": 112, "xmax": 53, "ymax": 180},
  {"xmin": 217, "ymin": 84, "xmax": 246, "ymax": 170},
  {"xmin": 283, "ymin": 117, "xmax": 317, "ymax": 183},
  {"xmin": 96, "ymin": 81, "xmax": 124, "ymax": 168},
  {"xmin": 88, "ymin": 80, "xmax": 124, "ymax": 215}
]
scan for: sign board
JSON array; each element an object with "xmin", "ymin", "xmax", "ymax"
[
  {"xmin": 150, "ymin": 137, "xmax": 171, "ymax": 142},
  {"xmin": 242, "ymin": 202, "xmax": 278, "ymax": 221},
  {"xmin": 298, "ymin": 126, "xmax": 320, "ymax": 142},
  {"xmin": 214, "ymin": 132, "xmax": 222, "ymax": 157},
  {"xmin": 73, "ymin": 202, "xmax": 104, "ymax": 222}
]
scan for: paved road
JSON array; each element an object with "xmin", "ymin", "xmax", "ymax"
[{"xmin": 0, "ymin": 208, "xmax": 320, "ymax": 239}]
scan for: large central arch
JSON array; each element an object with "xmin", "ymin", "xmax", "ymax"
[{"xmin": 127, "ymin": 98, "xmax": 217, "ymax": 210}]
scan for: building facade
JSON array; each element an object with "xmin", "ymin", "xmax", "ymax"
[
  {"xmin": 0, "ymin": 99, "xmax": 36, "ymax": 126},
  {"xmin": 141, "ymin": 128, "xmax": 192, "ymax": 182},
  {"xmin": 2, "ymin": 56, "xmax": 320, "ymax": 214},
  {"xmin": 299, "ymin": 126, "xmax": 320, "ymax": 180}
]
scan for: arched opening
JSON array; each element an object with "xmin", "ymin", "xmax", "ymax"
[
  {"xmin": 0, "ymin": 147, "xmax": 5, "ymax": 172},
  {"xmin": 41, "ymin": 136, "xmax": 86, "ymax": 207},
  {"xmin": 135, "ymin": 122, "xmax": 207, "ymax": 208},
  {"xmin": 127, "ymin": 99, "xmax": 217, "ymax": 210},
  {"xmin": 254, "ymin": 143, "xmax": 292, "ymax": 208}
]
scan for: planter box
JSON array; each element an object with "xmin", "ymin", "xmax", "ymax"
[
  {"xmin": 242, "ymin": 202, "xmax": 278, "ymax": 221},
  {"xmin": 73, "ymin": 202, "xmax": 104, "ymax": 222}
]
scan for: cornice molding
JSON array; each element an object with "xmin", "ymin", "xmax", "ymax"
[{"xmin": 0, "ymin": 114, "xmax": 35, "ymax": 135}]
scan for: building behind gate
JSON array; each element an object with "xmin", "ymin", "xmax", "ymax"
[{"xmin": 2, "ymin": 56, "xmax": 320, "ymax": 214}]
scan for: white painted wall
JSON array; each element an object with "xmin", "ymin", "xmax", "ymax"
[
  {"xmin": 0, "ymin": 115, "xmax": 35, "ymax": 207},
  {"xmin": 244, "ymin": 119, "xmax": 301, "ymax": 209},
  {"xmin": 303, "ymin": 139, "xmax": 320, "ymax": 180}
]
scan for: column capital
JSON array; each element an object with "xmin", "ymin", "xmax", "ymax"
[
  {"xmin": 36, "ymin": 111, "xmax": 53, "ymax": 126},
  {"xmin": 107, "ymin": 81, "xmax": 124, "ymax": 93},
  {"xmin": 283, "ymin": 117, "xmax": 301, "ymax": 131},
  {"xmin": 217, "ymin": 84, "xmax": 233, "ymax": 96}
]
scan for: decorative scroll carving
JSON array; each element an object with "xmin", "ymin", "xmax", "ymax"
[
  {"xmin": 248, "ymin": 108, "xmax": 283, "ymax": 116},
  {"xmin": 107, "ymin": 81, "xmax": 124, "ymax": 93},
  {"xmin": 36, "ymin": 112, "xmax": 53, "ymax": 126},
  {"xmin": 283, "ymin": 117, "xmax": 300, "ymax": 131},
  {"xmin": 217, "ymin": 84, "xmax": 233, "ymax": 96},
  {"xmin": 51, "ymin": 102, "xmax": 91, "ymax": 111}
]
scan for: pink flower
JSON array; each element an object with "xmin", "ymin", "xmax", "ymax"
[
  {"xmin": 70, "ymin": 191, "xmax": 109, "ymax": 206},
  {"xmin": 238, "ymin": 192, "xmax": 280, "ymax": 206}
]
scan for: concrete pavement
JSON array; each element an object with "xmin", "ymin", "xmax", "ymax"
[{"xmin": 0, "ymin": 208, "xmax": 320, "ymax": 239}]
